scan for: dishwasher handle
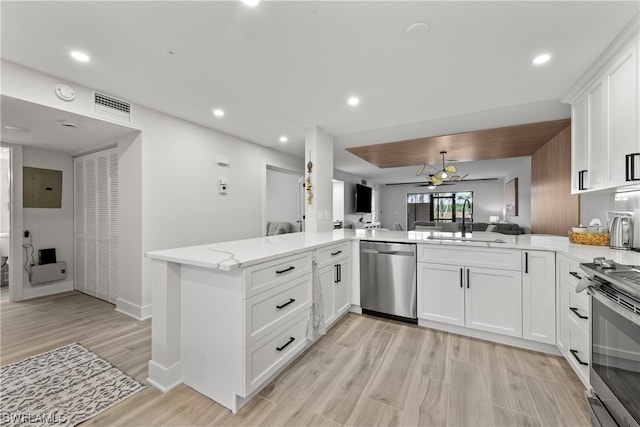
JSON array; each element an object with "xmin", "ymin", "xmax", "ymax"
[{"xmin": 361, "ymin": 248, "xmax": 415, "ymax": 256}]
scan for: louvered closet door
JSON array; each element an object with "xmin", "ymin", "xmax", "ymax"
[{"xmin": 74, "ymin": 148, "xmax": 118, "ymax": 304}]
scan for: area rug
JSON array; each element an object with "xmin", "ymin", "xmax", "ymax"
[{"xmin": 0, "ymin": 343, "xmax": 145, "ymax": 426}]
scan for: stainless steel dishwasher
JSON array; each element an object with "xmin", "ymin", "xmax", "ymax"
[{"xmin": 360, "ymin": 241, "xmax": 417, "ymax": 323}]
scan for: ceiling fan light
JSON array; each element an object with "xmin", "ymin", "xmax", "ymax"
[{"xmin": 436, "ymin": 170, "xmax": 445, "ymax": 179}]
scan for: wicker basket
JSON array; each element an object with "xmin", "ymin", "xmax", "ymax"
[{"xmin": 568, "ymin": 231, "xmax": 610, "ymax": 246}]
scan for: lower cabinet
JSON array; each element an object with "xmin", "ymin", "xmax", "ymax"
[
  {"xmin": 320, "ymin": 258, "xmax": 350, "ymax": 327},
  {"xmin": 522, "ymin": 250, "xmax": 556, "ymax": 344},
  {"xmin": 417, "ymin": 262, "xmax": 522, "ymax": 337},
  {"xmin": 556, "ymin": 254, "xmax": 590, "ymax": 387}
]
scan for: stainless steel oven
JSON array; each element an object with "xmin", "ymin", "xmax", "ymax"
[{"xmin": 580, "ymin": 260, "xmax": 640, "ymax": 427}]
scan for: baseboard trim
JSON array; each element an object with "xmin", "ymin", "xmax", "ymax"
[
  {"xmin": 147, "ymin": 360, "xmax": 182, "ymax": 393},
  {"xmin": 418, "ymin": 318, "xmax": 560, "ymax": 355},
  {"xmin": 116, "ymin": 298, "xmax": 152, "ymax": 320},
  {"xmin": 22, "ymin": 279, "xmax": 74, "ymax": 300}
]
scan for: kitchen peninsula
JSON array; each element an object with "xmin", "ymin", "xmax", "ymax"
[{"xmin": 146, "ymin": 229, "xmax": 640, "ymax": 412}]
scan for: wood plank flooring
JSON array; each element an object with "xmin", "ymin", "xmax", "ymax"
[{"xmin": 1, "ymin": 291, "xmax": 590, "ymax": 426}]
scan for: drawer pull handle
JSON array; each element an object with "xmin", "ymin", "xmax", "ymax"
[
  {"xmin": 276, "ymin": 298, "xmax": 296, "ymax": 310},
  {"xmin": 276, "ymin": 337, "xmax": 295, "ymax": 352},
  {"xmin": 569, "ymin": 271, "xmax": 582, "ymax": 280},
  {"xmin": 570, "ymin": 349, "xmax": 589, "ymax": 366},
  {"xmin": 331, "ymin": 250, "xmax": 342, "ymax": 256},
  {"xmin": 569, "ymin": 307, "xmax": 588, "ymax": 320},
  {"xmin": 276, "ymin": 266, "xmax": 295, "ymax": 274}
]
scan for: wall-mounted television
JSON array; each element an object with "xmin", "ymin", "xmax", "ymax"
[{"xmin": 355, "ymin": 183, "xmax": 372, "ymax": 213}]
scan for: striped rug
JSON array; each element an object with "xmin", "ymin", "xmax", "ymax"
[{"xmin": 1, "ymin": 343, "xmax": 145, "ymax": 426}]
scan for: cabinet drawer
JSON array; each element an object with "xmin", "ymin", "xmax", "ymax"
[
  {"xmin": 244, "ymin": 252, "xmax": 312, "ymax": 297},
  {"xmin": 316, "ymin": 241, "xmax": 350, "ymax": 267},
  {"xmin": 566, "ymin": 320, "xmax": 590, "ymax": 386},
  {"xmin": 567, "ymin": 284, "xmax": 590, "ymax": 334},
  {"xmin": 245, "ymin": 275, "xmax": 311, "ymax": 345},
  {"xmin": 418, "ymin": 245, "xmax": 521, "ymax": 270},
  {"xmin": 565, "ymin": 260, "xmax": 584, "ymax": 287},
  {"xmin": 244, "ymin": 312, "xmax": 309, "ymax": 395}
]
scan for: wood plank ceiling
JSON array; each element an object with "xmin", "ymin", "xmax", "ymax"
[{"xmin": 346, "ymin": 118, "xmax": 571, "ymax": 168}]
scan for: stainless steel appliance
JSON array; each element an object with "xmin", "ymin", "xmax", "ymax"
[
  {"xmin": 609, "ymin": 214, "xmax": 634, "ymax": 250},
  {"xmin": 360, "ymin": 241, "xmax": 417, "ymax": 323},
  {"xmin": 579, "ymin": 259, "xmax": 640, "ymax": 427}
]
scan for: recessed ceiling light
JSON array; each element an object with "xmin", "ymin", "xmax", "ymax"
[
  {"xmin": 532, "ymin": 53, "xmax": 551, "ymax": 65},
  {"xmin": 70, "ymin": 50, "xmax": 90, "ymax": 63},
  {"xmin": 3, "ymin": 125, "xmax": 30, "ymax": 132},
  {"xmin": 213, "ymin": 109, "xmax": 225, "ymax": 117},
  {"xmin": 242, "ymin": 0, "xmax": 260, "ymax": 6},
  {"xmin": 406, "ymin": 22, "xmax": 430, "ymax": 38},
  {"xmin": 279, "ymin": 136, "xmax": 288, "ymax": 143},
  {"xmin": 347, "ymin": 96, "xmax": 360, "ymax": 106}
]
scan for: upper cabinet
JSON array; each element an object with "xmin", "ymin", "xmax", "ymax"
[{"xmin": 564, "ymin": 15, "xmax": 639, "ymax": 194}]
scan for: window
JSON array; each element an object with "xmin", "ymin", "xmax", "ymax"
[{"xmin": 406, "ymin": 191, "xmax": 473, "ymax": 230}]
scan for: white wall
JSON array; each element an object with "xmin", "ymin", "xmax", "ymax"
[
  {"xmin": 504, "ymin": 157, "xmax": 532, "ymax": 233},
  {"xmin": 333, "ymin": 180, "xmax": 344, "ymax": 223},
  {"xmin": 266, "ymin": 169, "xmax": 301, "ymax": 230},
  {"xmin": 2, "ymin": 60, "xmax": 304, "ymax": 318},
  {"xmin": 21, "ymin": 147, "xmax": 74, "ymax": 298},
  {"xmin": 333, "ymin": 170, "xmax": 381, "ymax": 227},
  {"xmin": 379, "ymin": 179, "xmax": 505, "ymax": 230}
]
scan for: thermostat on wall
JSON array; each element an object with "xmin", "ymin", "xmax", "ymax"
[{"xmin": 55, "ymin": 84, "xmax": 76, "ymax": 101}]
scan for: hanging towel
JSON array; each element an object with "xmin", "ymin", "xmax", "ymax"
[{"xmin": 307, "ymin": 258, "xmax": 326, "ymax": 341}]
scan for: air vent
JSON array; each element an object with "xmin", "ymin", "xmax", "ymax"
[
  {"xmin": 596, "ymin": 285, "xmax": 640, "ymax": 315},
  {"xmin": 92, "ymin": 91, "xmax": 132, "ymax": 123}
]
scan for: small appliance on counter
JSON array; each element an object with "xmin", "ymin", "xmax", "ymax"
[{"xmin": 608, "ymin": 211, "xmax": 634, "ymax": 250}]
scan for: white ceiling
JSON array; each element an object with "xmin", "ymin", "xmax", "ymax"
[{"xmin": 1, "ymin": 1, "xmax": 638, "ymax": 183}]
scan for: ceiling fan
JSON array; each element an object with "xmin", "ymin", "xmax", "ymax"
[{"xmin": 416, "ymin": 151, "xmax": 468, "ymax": 186}]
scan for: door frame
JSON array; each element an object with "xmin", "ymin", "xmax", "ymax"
[{"xmin": 1, "ymin": 142, "xmax": 24, "ymax": 301}]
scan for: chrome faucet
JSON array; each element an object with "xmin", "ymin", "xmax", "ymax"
[{"xmin": 461, "ymin": 198, "xmax": 472, "ymax": 237}]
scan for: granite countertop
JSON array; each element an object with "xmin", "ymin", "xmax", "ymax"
[{"xmin": 146, "ymin": 229, "xmax": 640, "ymax": 270}]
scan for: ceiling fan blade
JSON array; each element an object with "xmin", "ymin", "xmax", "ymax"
[
  {"xmin": 432, "ymin": 176, "xmax": 443, "ymax": 185},
  {"xmin": 445, "ymin": 164, "xmax": 457, "ymax": 173},
  {"xmin": 435, "ymin": 170, "xmax": 445, "ymax": 179},
  {"xmin": 416, "ymin": 164, "xmax": 426, "ymax": 176},
  {"xmin": 449, "ymin": 175, "xmax": 461, "ymax": 182}
]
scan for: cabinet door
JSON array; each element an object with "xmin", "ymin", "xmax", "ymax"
[
  {"xmin": 571, "ymin": 96, "xmax": 589, "ymax": 193},
  {"xmin": 465, "ymin": 267, "xmax": 522, "ymax": 337},
  {"xmin": 608, "ymin": 43, "xmax": 639, "ymax": 186},
  {"xmin": 334, "ymin": 260, "xmax": 350, "ymax": 318},
  {"xmin": 417, "ymin": 262, "xmax": 464, "ymax": 326},
  {"xmin": 587, "ymin": 79, "xmax": 608, "ymax": 189},
  {"xmin": 522, "ymin": 251, "xmax": 556, "ymax": 345},
  {"xmin": 319, "ymin": 264, "xmax": 335, "ymax": 327}
]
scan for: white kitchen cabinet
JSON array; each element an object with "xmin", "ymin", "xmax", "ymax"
[
  {"xmin": 565, "ymin": 20, "xmax": 639, "ymax": 193},
  {"xmin": 417, "ymin": 246, "xmax": 522, "ymax": 338},
  {"xmin": 522, "ymin": 250, "xmax": 556, "ymax": 345},
  {"xmin": 571, "ymin": 96, "xmax": 589, "ymax": 192},
  {"xmin": 417, "ymin": 262, "xmax": 465, "ymax": 326},
  {"xmin": 317, "ymin": 242, "xmax": 351, "ymax": 328},
  {"xmin": 587, "ymin": 79, "xmax": 608, "ymax": 190},
  {"xmin": 556, "ymin": 254, "xmax": 590, "ymax": 387},
  {"xmin": 608, "ymin": 43, "xmax": 639, "ymax": 187},
  {"xmin": 466, "ymin": 267, "xmax": 522, "ymax": 337}
]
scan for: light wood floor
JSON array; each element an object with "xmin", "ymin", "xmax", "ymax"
[{"xmin": 1, "ymin": 291, "xmax": 590, "ymax": 426}]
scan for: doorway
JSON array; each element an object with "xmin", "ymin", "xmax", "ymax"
[{"xmin": 264, "ymin": 165, "xmax": 304, "ymax": 235}]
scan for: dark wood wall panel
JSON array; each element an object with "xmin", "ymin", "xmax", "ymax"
[{"xmin": 531, "ymin": 126, "xmax": 579, "ymax": 236}]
